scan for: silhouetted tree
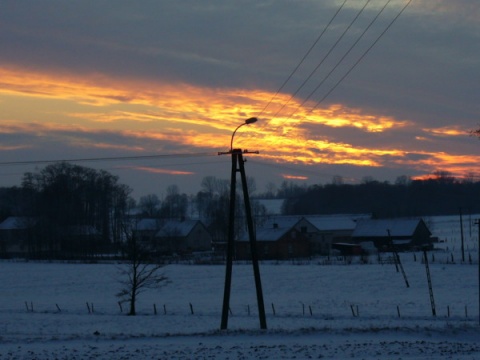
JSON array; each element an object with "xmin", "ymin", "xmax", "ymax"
[
  {"xmin": 159, "ymin": 185, "xmax": 188, "ymax": 219},
  {"xmin": 19, "ymin": 162, "xmax": 132, "ymax": 258},
  {"xmin": 116, "ymin": 220, "xmax": 168, "ymax": 316},
  {"xmin": 138, "ymin": 194, "xmax": 160, "ymax": 217},
  {"xmin": 282, "ymin": 174, "xmax": 480, "ymax": 217}
]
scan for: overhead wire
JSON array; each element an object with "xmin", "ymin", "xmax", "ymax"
[
  {"xmin": 269, "ymin": 0, "xmax": 372, "ymax": 124},
  {"xmin": 265, "ymin": 0, "xmax": 412, "ymax": 128},
  {"xmin": 286, "ymin": 0, "xmax": 393, "ymax": 122},
  {"xmin": 251, "ymin": 0, "xmax": 413, "ymax": 186},
  {"xmin": 0, "ymin": 152, "xmax": 218, "ymax": 167},
  {"xmin": 256, "ymin": 0, "xmax": 348, "ymax": 120},
  {"xmin": 308, "ymin": 0, "xmax": 412, "ymax": 114}
]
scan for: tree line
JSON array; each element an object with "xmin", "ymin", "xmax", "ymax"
[
  {"xmin": 1, "ymin": 162, "xmax": 479, "ymax": 259},
  {"xmin": 0, "ymin": 162, "xmax": 263, "ymax": 259},
  {"xmin": 281, "ymin": 172, "xmax": 480, "ymax": 218},
  {"xmin": 0, "ymin": 162, "xmax": 131, "ymax": 258}
]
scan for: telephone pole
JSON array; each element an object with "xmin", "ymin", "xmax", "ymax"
[{"xmin": 219, "ymin": 118, "xmax": 267, "ymax": 330}]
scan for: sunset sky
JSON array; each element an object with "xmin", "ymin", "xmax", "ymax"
[{"xmin": 0, "ymin": 1, "xmax": 479, "ymax": 199}]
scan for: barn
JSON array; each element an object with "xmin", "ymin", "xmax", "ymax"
[
  {"xmin": 235, "ymin": 217, "xmax": 310, "ymax": 260},
  {"xmin": 351, "ymin": 218, "xmax": 433, "ymax": 251}
]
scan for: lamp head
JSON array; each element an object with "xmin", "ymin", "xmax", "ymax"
[{"xmin": 245, "ymin": 117, "xmax": 258, "ymax": 125}]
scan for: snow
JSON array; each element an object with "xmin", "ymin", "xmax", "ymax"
[{"xmin": 1, "ymin": 215, "xmax": 479, "ymax": 359}]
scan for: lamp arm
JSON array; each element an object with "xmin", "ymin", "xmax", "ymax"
[{"xmin": 230, "ymin": 123, "xmax": 246, "ymax": 151}]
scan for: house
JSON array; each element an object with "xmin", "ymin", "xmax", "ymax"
[
  {"xmin": 351, "ymin": 218, "xmax": 433, "ymax": 251},
  {"xmin": 235, "ymin": 217, "xmax": 310, "ymax": 260},
  {"xmin": 304, "ymin": 214, "xmax": 369, "ymax": 255},
  {"xmin": 155, "ymin": 219, "xmax": 212, "ymax": 255},
  {"xmin": 134, "ymin": 218, "xmax": 163, "ymax": 244},
  {"xmin": 0, "ymin": 217, "xmax": 38, "ymax": 258},
  {"xmin": 250, "ymin": 214, "xmax": 370, "ymax": 257}
]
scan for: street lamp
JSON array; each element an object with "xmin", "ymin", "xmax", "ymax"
[
  {"xmin": 219, "ymin": 117, "xmax": 266, "ymax": 330},
  {"xmin": 230, "ymin": 117, "xmax": 258, "ymax": 152}
]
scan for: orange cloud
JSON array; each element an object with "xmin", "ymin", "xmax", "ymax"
[
  {"xmin": 423, "ymin": 126, "xmax": 468, "ymax": 137},
  {"xmin": 282, "ymin": 174, "xmax": 308, "ymax": 180},
  {"xmin": 0, "ymin": 145, "xmax": 30, "ymax": 151},
  {"xmin": 123, "ymin": 166, "xmax": 194, "ymax": 175},
  {"xmin": 0, "ymin": 65, "xmax": 473, "ymax": 181}
]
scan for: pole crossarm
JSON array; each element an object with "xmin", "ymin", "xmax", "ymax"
[{"xmin": 218, "ymin": 149, "xmax": 259, "ymax": 156}]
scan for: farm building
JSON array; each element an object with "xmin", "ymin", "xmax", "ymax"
[
  {"xmin": 236, "ymin": 217, "xmax": 310, "ymax": 260},
  {"xmin": 249, "ymin": 214, "xmax": 370, "ymax": 258},
  {"xmin": 304, "ymin": 214, "xmax": 369, "ymax": 255},
  {"xmin": 351, "ymin": 218, "xmax": 433, "ymax": 251},
  {"xmin": 0, "ymin": 217, "xmax": 39, "ymax": 258},
  {"xmin": 155, "ymin": 219, "xmax": 212, "ymax": 255}
]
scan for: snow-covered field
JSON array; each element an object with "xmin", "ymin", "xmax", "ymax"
[{"xmin": 1, "ymin": 215, "xmax": 479, "ymax": 359}]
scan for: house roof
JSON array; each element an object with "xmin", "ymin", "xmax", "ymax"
[
  {"xmin": 135, "ymin": 218, "xmax": 161, "ymax": 231},
  {"xmin": 0, "ymin": 217, "xmax": 37, "ymax": 230},
  {"xmin": 253, "ymin": 226, "xmax": 293, "ymax": 242},
  {"xmin": 352, "ymin": 218, "xmax": 429, "ymax": 238},
  {"xmin": 257, "ymin": 214, "xmax": 369, "ymax": 232},
  {"xmin": 240, "ymin": 216, "xmax": 303, "ymax": 242},
  {"xmin": 305, "ymin": 214, "xmax": 369, "ymax": 231},
  {"xmin": 156, "ymin": 219, "xmax": 201, "ymax": 238}
]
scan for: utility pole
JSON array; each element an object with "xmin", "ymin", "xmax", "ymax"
[
  {"xmin": 423, "ymin": 247, "xmax": 436, "ymax": 317},
  {"xmin": 387, "ymin": 229, "xmax": 409, "ymax": 288},
  {"xmin": 475, "ymin": 219, "xmax": 480, "ymax": 326},
  {"xmin": 219, "ymin": 118, "xmax": 267, "ymax": 330},
  {"xmin": 460, "ymin": 207, "xmax": 465, "ymax": 262}
]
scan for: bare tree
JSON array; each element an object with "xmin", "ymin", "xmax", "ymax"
[
  {"xmin": 116, "ymin": 222, "xmax": 168, "ymax": 316},
  {"xmin": 138, "ymin": 194, "xmax": 160, "ymax": 217}
]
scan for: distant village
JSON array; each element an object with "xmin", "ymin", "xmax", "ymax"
[
  {"xmin": 0, "ymin": 201, "xmax": 434, "ymax": 261},
  {"xmin": 2, "ymin": 162, "xmax": 476, "ymax": 261}
]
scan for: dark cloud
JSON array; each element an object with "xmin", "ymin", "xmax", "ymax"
[{"xmin": 0, "ymin": 1, "xmax": 479, "ymax": 196}]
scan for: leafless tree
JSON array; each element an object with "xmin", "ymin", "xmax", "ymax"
[{"xmin": 116, "ymin": 221, "xmax": 168, "ymax": 316}]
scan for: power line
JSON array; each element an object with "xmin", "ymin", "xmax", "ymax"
[
  {"xmin": 0, "ymin": 152, "xmax": 218, "ymax": 167},
  {"xmin": 288, "ymin": 0, "xmax": 393, "ymax": 121},
  {"xmin": 269, "ymin": 0, "xmax": 372, "ymax": 123},
  {"xmin": 256, "ymin": 0, "xmax": 348, "ymax": 119},
  {"xmin": 308, "ymin": 0, "xmax": 412, "ymax": 114},
  {"xmin": 265, "ymin": 0, "xmax": 411, "ymax": 132}
]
